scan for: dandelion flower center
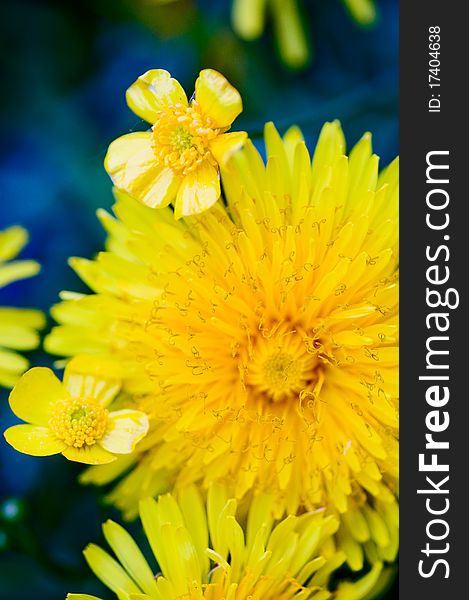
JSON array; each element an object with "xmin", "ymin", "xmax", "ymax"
[
  {"xmin": 49, "ymin": 398, "xmax": 108, "ymax": 448},
  {"xmin": 151, "ymin": 103, "xmax": 219, "ymax": 176},
  {"xmin": 263, "ymin": 352, "xmax": 302, "ymax": 389},
  {"xmin": 246, "ymin": 328, "xmax": 318, "ymax": 402}
]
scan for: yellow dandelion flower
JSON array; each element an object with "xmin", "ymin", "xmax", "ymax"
[
  {"xmin": 46, "ymin": 121, "xmax": 398, "ymax": 567},
  {"xmin": 67, "ymin": 485, "xmax": 385, "ymax": 600},
  {"xmin": 4, "ymin": 356, "xmax": 149, "ymax": 464},
  {"xmin": 104, "ymin": 69, "xmax": 246, "ymax": 219},
  {"xmin": 0, "ymin": 226, "xmax": 45, "ymax": 388}
]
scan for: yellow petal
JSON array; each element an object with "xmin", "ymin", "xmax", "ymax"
[
  {"xmin": 83, "ymin": 544, "xmax": 141, "ymax": 596},
  {"xmin": 343, "ymin": 0, "xmax": 377, "ymax": 25},
  {"xmin": 135, "ymin": 167, "xmax": 181, "ymax": 209},
  {"xmin": 100, "ymin": 410, "xmax": 149, "ymax": 454},
  {"xmin": 79, "ymin": 455, "xmax": 135, "ymax": 486},
  {"xmin": 270, "ymin": 0, "xmax": 310, "ymax": 69},
  {"xmin": 4, "ymin": 424, "xmax": 66, "ymax": 456},
  {"xmin": 102, "ymin": 520, "xmax": 159, "ymax": 596},
  {"xmin": 62, "ymin": 444, "xmax": 116, "ymax": 465},
  {"xmin": 209, "ymin": 131, "xmax": 247, "ymax": 165},
  {"xmin": 9, "ymin": 367, "xmax": 66, "ymax": 425},
  {"xmin": 66, "ymin": 355, "xmax": 123, "ymax": 380},
  {"xmin": 0, "ymin": 260, "xmax": 40, "ymax": 288},
  {"xmin": 64, "ymin": 357, "xmax": 121, "ymax": 407},
  {"xmin": 104, "ymin": 132, "xmax": 159, "ymax": 194},
  {"xmin": 64, "ymin": 372, "xmax": 120, "ymax": 408},
  {"xmin": 195, "ymin": 69, "xmax": 242, "ymax": 128},
  {"xmin": 0, "ymin": 348, "xmax": 29, "ymax": 381},
  {"xmin": 311, "ymin": 120, "xmax": 346, "ymax": 180},
  {"xmin": 0, "ymin": 226, "xmax": 28, "ymax": 261},
  {"xmin": 178, "ymin": 486, "xmax": 209, "ymax": 574},
  {"xmin": 0, "ymin": 367, "xmax": 23, "ymax": 389},
  {"xmin": 174, "ymin": 162, "xmax": 220, "ymax": 219},
  {"xmin": 0, "ymin": 322, "xmax": 41, "ymax": 351},
  {"xmin": 0, "ymin": 307, "xmax": 45, "ymax": 330},
  {"xmin": 231, "ymin": 0, "xmax": 267, "ymax": 40},
  {"xmin": 126, "ymin": 69, "xmax": 188, "ymax": 124}
]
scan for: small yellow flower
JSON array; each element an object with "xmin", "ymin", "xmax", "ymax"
[
  {"xmin": 0, "ymin": 226, "xmax": 45, "ymax": 388},
  {"xmin": 66, "ymin": 484, "xmax": 387, "ymax": 600},
  {"xmin": 4, "ymin": 357, "xmax": 149, "ymax": 465},
  {"xmin": 104, "ymin": 69, "xmax": 246, "ymax": 219}
]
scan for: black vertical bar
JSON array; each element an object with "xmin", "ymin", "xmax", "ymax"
[{"xmin": 401, "ymin": 2, "xmax": 467, "ymax": 597}]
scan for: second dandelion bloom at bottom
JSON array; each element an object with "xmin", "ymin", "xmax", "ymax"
[{"xmin": 67, "ymin": 484, "xmax": 391, "ymax": 600}]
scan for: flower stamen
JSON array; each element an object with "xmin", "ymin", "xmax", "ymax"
[
  {"xmin": 151, "ymin": 103, "xmax": 220, "ymax": 176},
  {"xmin": 49, "ymin": 397, "xmax": 108, "ymax": 448}
]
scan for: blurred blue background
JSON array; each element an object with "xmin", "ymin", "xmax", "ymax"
[{"xmin": 0, "ymin": 0, "xmax": 398, "ymax": 597}]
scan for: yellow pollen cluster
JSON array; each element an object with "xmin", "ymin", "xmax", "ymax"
[
  {"xmin": 151, "ymin": 102, "xmax": 220, "ymax": 176},
  {"xmin": 170, "ymin": 127, "xmax": 193, "ymax": 152},
  {"xmin": 49, "ymin": 398, "xmax": 108, "ymax": 448}
]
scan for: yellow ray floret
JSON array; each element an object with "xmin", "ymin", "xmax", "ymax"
[
  {"xmin": 4, "ymin": 357, "xmax": 149, "ymax": 464},
  {"xmin": 0, "ymin": 226, "xmax": 45, "ymax": 388},
  {"xmin": 105, "ymin": 68, "xmax": 246, "ymax": 219},
  {"xmin": 66, "ymin": 484, "xmax": 387, "ymax": 600},
  {"xmin": 46, "ymin": 121, "xmax": 398, "ymax": 566}
]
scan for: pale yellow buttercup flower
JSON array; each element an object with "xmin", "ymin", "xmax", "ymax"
[
  {"xmin": 105, "ymin": 69, "xmax": 246, "ymax": 219},
  {"xmin": 4, "ymin": 356, "xmax": 149, "ymax": 465}
]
